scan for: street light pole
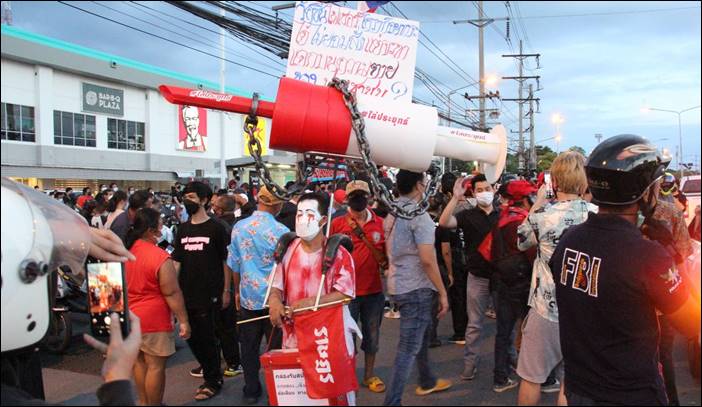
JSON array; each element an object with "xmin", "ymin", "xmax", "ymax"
[{"xmin": 645, "ymin": 105, "xmax": 701, "ymax": 179}]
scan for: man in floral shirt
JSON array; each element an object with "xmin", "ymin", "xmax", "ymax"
[{"xmin": 228, "ymin": 186, "xmax": 289, "ymax": 405}]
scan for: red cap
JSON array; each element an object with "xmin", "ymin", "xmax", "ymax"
[
  {"xmin": 506, "ymin": 180, "xmax": 537, "ymax": 200},
  {"xmin": 333, "ymin": 189, "xmax": 346, "ymax": 205}
]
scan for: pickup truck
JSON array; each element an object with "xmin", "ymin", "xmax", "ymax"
[{"xmin": 680, "ymin": 175, "xmax": 701, "ymax": 225}]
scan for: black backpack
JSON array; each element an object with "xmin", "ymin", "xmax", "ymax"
[{"xmin": 490, "ymin": 220, "xmax": 531, "ymax": 288}]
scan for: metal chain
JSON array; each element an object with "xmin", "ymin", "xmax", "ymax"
[
  {"xmin": 328, "ymin": 78, "xmax": 442, "ymax": 220},
  {"xmin": 243, "ymin": 92, "xmax": 299, "ymax": 201}
]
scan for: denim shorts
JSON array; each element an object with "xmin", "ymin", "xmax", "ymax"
[{"xmin": 348, "ymin": 292, "xmax": 385, "ymax": 354}]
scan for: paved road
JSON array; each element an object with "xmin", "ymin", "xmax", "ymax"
[{"xmin": 40, "ymin": 311, "xmax": 701, "ymax": 405}]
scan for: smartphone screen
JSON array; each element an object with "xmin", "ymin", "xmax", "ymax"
[
  {"xmin": 544, "ymin": 172, "xmax": 555, "ymax": 199},
  {"xmin": 165, "ymin": 245, "xmax": 175, "ymax": 255},
  {"xmin": 87, "ymin": 262, "xmax": 129, "ymax": 337}
]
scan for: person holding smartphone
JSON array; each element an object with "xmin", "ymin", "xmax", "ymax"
[
  {"xmin": 1, "ymin": 177, "xmax": 141, "ymax": 405},
  {"xmin": 124, "ymin": 208, "xmax": 190, "ymax": 406},
  {"xmin": 171, "ymin": 181, "xmax": 230, "ymax": 401}
]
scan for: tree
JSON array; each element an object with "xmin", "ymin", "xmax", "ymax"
[
  {"xmin": 535, "ymin": 145, "xmax": 557, "ymax": 172},
  {"xmin": 568, "ymin": 146, "xmax": 587, "ymax": 156}
]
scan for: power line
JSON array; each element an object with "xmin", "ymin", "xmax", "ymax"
[
  {"xmin": 417, "ymin": 5, "xmax": 702, "ymax": 23},
  {"xmin": 128, "ymin": 1, "xmax": 287, "ymax": 69},
  {"xmin": 90, "ymin": 1, "xmax": 284, "ymax": 73},
  {"xmin": 57, "ymin": 1, "xmax": 280, "ymax": 78}
]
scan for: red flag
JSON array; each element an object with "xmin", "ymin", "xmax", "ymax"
[{"xmin": 294, "ymin": 304, "xmax": 358, "ymax": 399}]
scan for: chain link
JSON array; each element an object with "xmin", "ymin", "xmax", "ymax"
[
  {"xmin": 243, "ymin": 92, "xmax": 299, "ymax": 201},
  {"xmin": 328, "ymin": 78, "xmax": 441, "ymax": 220}
]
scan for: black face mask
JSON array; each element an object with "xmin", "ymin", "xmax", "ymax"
[
  {"xmin": 184, "ymin": 199, "xmax": 200, "ymax": 216},
  {"xmin": 348, "ymin": 194, "xmax": 368, "ymax": 212}
]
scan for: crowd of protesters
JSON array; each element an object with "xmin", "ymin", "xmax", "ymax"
[{"xmin": 36, "ymin": 138, "xmax": 701, "ymax": 407}]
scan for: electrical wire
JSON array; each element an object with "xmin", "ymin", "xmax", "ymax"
[
  {"xmin": 90, "ymin": 1, "xmax": 285, "ymax": 73},
  {"xmin": 128, "ymin": 1, "xmax": 287, "ymax": 69},
  {"xmin": 57, "ymin": 1, "xmax": 280, "ymax": 78}
]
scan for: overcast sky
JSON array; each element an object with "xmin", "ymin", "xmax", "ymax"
[{"xmin": 7, "ymin": 1, "xmax": 701, "ymax": 170}]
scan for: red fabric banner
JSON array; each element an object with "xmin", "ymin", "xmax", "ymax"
[{"xmin": 293, "ymin": 304, "xmax": 358, "ymax": 399}]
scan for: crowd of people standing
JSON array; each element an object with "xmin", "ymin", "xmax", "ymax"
[{"xmin": 35, "ymin": 137, "xmax": 701, "ymax": 406}]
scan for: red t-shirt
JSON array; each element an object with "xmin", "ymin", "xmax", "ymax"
[
  {"xmin": 76, "ymin": 195, "xmax": 93, "ymax": 209},
  {"xmin": 272, "ymin": 239, "xmax": 355, "ymax": 349},
  {"xmin": 331, "ymin": 210, "xmax": 384, "ymax": 296},
  {"xmin": 125, "ymin": 240, "xmax": 173, "ymax": 333}
]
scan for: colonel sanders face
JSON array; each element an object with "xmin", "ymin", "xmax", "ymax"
[{"xmin": 182, "ymin": 106, "xmax": 200, "ymax": 138}]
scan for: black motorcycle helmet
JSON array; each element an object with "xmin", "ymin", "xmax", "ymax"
[{"xmin": 585, "ymin": 134, "xmax": 670, "ymax": 205}]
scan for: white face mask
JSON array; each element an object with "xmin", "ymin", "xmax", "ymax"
[
  {"xmin": 112, "ymin": 187, "xmax": 118, "ymax": 192},
  {"xmin": 295, "ymin": 200, "xmax": 323, "ymax": 241},
  {"xmin": 476, "ymin": 191, "xmax": 494, "ymax": 207}
]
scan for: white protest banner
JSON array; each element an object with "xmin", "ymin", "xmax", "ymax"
[
  {"xmin": 273, "ymin": 369, "xmax": 329, "ymax": 406},
  {"xmin": 286, "ymin": 1, "xmax": 419, "ymax": 103}
]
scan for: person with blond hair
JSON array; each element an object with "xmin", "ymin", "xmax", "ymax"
[{"xmin": 516, "ymin": 151, "xmax": 597, "ymax": 405}]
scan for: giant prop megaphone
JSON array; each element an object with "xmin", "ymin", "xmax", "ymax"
[{"xmin": 160, "ymin": 78, "xmax": 507, "ymax": 183}]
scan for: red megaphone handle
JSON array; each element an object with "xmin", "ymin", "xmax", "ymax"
[{"xmin": 158, "ymin": 85, "xmax": 276, "ymax": 119}]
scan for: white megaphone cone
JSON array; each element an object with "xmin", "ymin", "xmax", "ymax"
[{"xmin": 435, "ymin": 125, "xmax": 507, "ymax": 183}]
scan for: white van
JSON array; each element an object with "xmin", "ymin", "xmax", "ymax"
[{"xmin": 680, "ymin": 175, "xmax": 701, "ymax": 225}]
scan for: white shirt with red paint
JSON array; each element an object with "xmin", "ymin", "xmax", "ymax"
[{"xmin": 272, "ymin": 239, "xmax": 356, "ymax": 349}]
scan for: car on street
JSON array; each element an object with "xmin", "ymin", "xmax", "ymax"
[{"xmin": 681, "ymin": 175, "xmax": 700, "ymax": 225}]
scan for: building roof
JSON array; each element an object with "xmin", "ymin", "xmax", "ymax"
[{"xmin": 1, "ymin": 24, "xmax": 274, "ymax": 101}]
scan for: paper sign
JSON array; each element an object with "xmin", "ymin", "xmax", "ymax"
[
  {"xmin": 287, "ymin": 1, "xmax": 419, "ymax": 103},
  {"xmin": 272, "ymin": 369, "xmax": 329, "ymax": 406}
]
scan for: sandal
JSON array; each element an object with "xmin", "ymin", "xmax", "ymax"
[
  {"xmin": 194, "ymin": 384, "xmax": 219, "ymax": 401},
  {"xmin": 363, "ymin": 376, "xmax": 386, "ymax": 393}
]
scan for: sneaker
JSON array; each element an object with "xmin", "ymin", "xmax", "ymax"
[
  {"xmin": 415, "ymin": 378, "xmax": 452, "ymax": 396},
  {"xmin": 493, "ymin": 378, "xmax": 519, "ymax": 393},
  {"xmin": 541, "ymin": 378, "xmax": 560, "ymax": 394},
  {"xmin": 384, "ymin": 309, "xmax": 401, "ymax": 319},
  {"xmin": 224, "ymin": 364, "xmax": 243, "ymax": 377},
  {"xmin": 485, "ymin": 308, "xmax": 496, "ymax": 319},
  {"xmin": 190, "ymin": 366, "xmax": 203, "ymax": 378},
  {"xmin": 460, "ymin": 366, "xmax": 477, "ymax": 380},
  {"xmin": 428, "ymin": 339, "xmax": 442, "ymax": 348},
  {"xmin": 448, "ymin": 335, "xmax": 466, "ymax": 345}
]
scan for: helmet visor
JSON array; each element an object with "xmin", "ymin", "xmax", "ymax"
[{"xmin": 2, "ymin": 178, "xmax": 91, "ymax": 283}]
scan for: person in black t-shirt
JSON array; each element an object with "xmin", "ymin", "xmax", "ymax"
[
  {"xmin": 549, "ymin": 134, "xmax": 700, "ymax": 406},
  {"xmin": 439, "ymin": 173, "xmax": 500, "ymax": 381},
  {"xmin": 172, "ymin": 181, "xmax": 230, "ymax": 401}
]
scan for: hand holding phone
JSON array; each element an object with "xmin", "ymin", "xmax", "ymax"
[
  {"xmin": 544, "ymin": 172, "xmax": 555, "ymax": 200},
  {"xmin": 87, "ymin": 262, "xmax": 130, "ymax": 337},
  {"xmin": 83, "ymin": 312, "xmax": 141, "ymax": 383}
]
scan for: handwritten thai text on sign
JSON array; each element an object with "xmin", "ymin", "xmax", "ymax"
[{"xmin": 287, "ymin": 1, "xmax": 419, "ymax": 103}]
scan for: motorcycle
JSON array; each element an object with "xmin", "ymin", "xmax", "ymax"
[{"xmin": 42, "ymin": 266, "xmax": 87, "ymax": 354}]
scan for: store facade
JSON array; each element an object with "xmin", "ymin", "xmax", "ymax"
[{"xmin": 1, "ymin": 25, "xmax": 291, "ymax": 192}]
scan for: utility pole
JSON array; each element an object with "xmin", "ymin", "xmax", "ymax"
[
  {"xmin": 502, "ymin": 41, "xmax": 540, "ymax": 172},
  {"xmin": 219, "ymin": 6, "xmax": 227, "ymax": 189},
  {"xmin": 528, "ymin": 84, "xmax": 536, "ymax": 171},
  {"xmin": 478, "ymin": 1, "xmax": 486, "ymax": 130},
  {"xmin": 453, "ymin": 2, "xmax": 509, "ymax": 132},
  {"xmin": 1, "ymin": 1, "xmax": 11, "ymax": 25},
  {"xmin": 595, "ymin": 133, "xmax": 603, "ymax": 145}
]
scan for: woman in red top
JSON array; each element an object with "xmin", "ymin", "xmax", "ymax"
[{"xmin": 125, "ymin": 208, "xmax": 190, "ymax": 406}]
